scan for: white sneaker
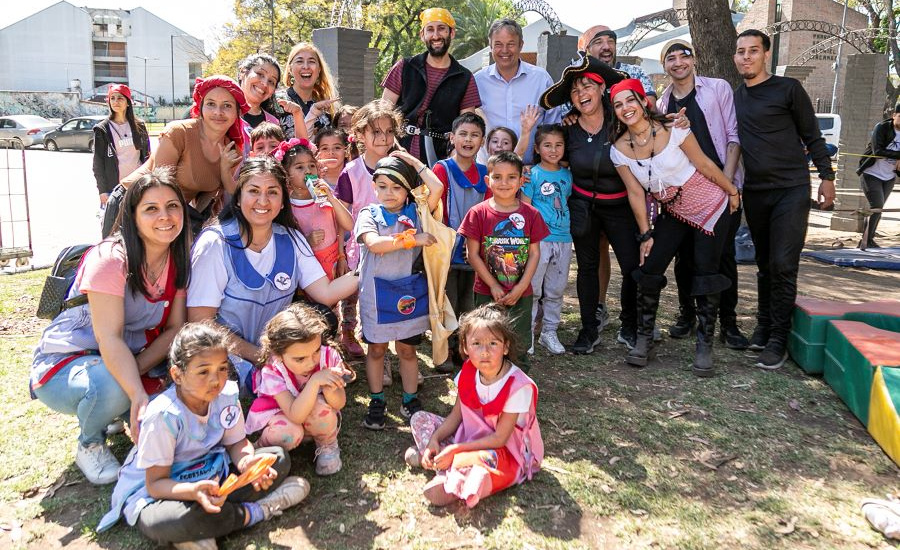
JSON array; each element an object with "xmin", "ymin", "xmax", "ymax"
[
  {"xmin": 258, "ymin": 476, "xmax": 310, "ymax": 519},
  {"xmin": 404, "ymin": 446, "xmax": 422, "ymax": 468},
  {"xmin": 314, "ymin": 442, "xmax": 342, "ymax": 476},
  {"xmin": 106, "ymin": 419, "xmax": 125, "ymax": 435},
  {"xmin": 596, "ymin": 303, "xmax": 610, "ymax": 332},
  {"xmin": 75, "ymin": 442, "xmax": 120, "ymax": 485},
  {"xmin": 173, "ymin": 539, "xmax": 218, "ymax": 550},
  {"xmin": 538, "ymin": 331, "xmax": 566, "ymax": 355}
]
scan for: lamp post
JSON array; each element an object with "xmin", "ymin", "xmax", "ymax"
[
  {"xmin": 170, "ymin": 35, "xmax": 176, "ymax": 107},
  {"xmin": 132, "ymin": 55, "xmax": 158, "ymax": 106},
  {"xmin": 830, "ymin": 0, "xmax": 850, "ymax": 114}
]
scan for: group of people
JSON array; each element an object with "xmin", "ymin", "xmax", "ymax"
[{"xmin": 29, "ymin": 6, "xmax": 898, "ymax": 548}]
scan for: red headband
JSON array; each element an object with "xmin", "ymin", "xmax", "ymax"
[
  {"xmin": 107, "ymin": 84, "xmax": 132, "ymax": 103},
  {"xmin": 581, "ymin": 72, "xmax": 605, "ymax": 86},
  {"xmin": 190, "ymin": 76, "xmax": 250, "ymax": 153},
  {"xmin": 609, "ymin": 78, "xmax": 646, "ymax": 101}
]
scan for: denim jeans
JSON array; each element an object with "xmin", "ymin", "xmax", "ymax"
[
  {"xmin": 33, "ymin": 354, "xmax": 130, "ymax": 446},
  {"xmin": 742, "ymin": 184, "xmax": 810, "ymax": 342}
]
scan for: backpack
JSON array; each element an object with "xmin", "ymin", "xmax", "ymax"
[{"xmin": 36, "ymin": 244, "xmax": 93, "ymax": 320}]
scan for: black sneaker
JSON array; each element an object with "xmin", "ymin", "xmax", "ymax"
[
  {"xmin": 720, "ymin": 324, "xmax": 750, "ymax": 350},
  {"xmin": 400, "ymin": 397, "xmax": 423, "ymax": 420},
  {"xmin": 755, "ymin": 343, "xmax": 788, "ymax": 370},
  {"xmin": 668, "ymin": 311, "xmax": 695, "ymax": 339},
  {"xmin": 572, "ymin": 328, "xmax": 601, "ymax": 354},
  {"xmin": 748, "ymin": 325, "xmax": 770, "ymax": 351},
  {"xmin": 616, "ymin": 326, "xmax": 637, "ymax": 350},
  {"xmin": 363, "ymin": 399, "xmax": 386, "ymax": 430}
]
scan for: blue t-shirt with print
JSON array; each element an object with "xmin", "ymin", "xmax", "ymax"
[{"xmin": 522, "ymin": 165, "xmax": 572, "ymax": 242}]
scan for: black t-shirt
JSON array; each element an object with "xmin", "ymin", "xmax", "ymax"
[
  {"xmin": 242, "ymin": 111, "xmax": 266, "ymax": 129},
  {"xmin": 666, "ymin": 89, "xmax": 722, "ymax": 169},
  {"xmin": 734, "ymin": 75, "xmax": 834, "ymax": 189},
  {"xmin": 564, "ymin": 123, "xmax": 627, "ymax": 204}
]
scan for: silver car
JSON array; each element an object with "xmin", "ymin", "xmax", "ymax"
[
  {"xmin": 44, "ymin": 115, "xmax": 106, "ymax": 152},
  {"xmin": 0, "ymin": 115, "xmax": 58, "ymax": 148}
]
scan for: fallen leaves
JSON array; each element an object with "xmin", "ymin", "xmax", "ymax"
[{"xmin": 695, "ymin": 450, "xmax": 739, "ymax": 471}]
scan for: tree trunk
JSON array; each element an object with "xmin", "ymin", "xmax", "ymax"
[{"xmin": 686, "ymin": 0, "xmax": 742, "ymax": 89}]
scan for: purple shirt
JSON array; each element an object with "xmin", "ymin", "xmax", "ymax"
[
  {"xmin": 335, "ymin": 162, "xmax": 375, "ymax": 205},
  {"xmin": 658, "ymin": 75, "xmax": 744, "ymax": 189}
]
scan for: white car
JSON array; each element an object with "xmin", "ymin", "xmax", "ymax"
[
  {"xmin": 0, "ymin": 115, "xmax": 58, "ymax": 148},
  {"xmin": 815, "ymin": 114, "xmax": 841, "ymax": 157}
]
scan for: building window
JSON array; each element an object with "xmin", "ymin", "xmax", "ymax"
[
  {"xmin": 94, "ymin": 61, "xmax": 128, "ymax": 79},
  {"xmin": 188, "ymin": 62, "xmax": 203, "ymax": 91}
]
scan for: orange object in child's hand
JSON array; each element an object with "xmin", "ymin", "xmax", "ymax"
[
  {"xmin": 216, "ymin": 454, "xmax": 278, "ymax": 497},
  {"xmin": 391, "ymin": 228, "xmax": 417, "ymax": 249}
]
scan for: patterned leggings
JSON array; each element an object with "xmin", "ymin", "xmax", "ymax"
[{"xmin": 256, "ymin": 396, "xmax": 340, "ymax": 451}]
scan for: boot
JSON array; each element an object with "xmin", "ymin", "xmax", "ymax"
[
  {"xmin": 668, "ymin": 304, "xmax": 695, "ymax": 339},
  {"xmin": 693, "ymin": 294, "xmax": 719, "ymax": 378},
  {"xmin": 340, "ymin": 328, "xmax": 364, "ymax": 358},
  {"xmin": 626, "ymin": 274, "xmax": 666, "ymax": 368}
]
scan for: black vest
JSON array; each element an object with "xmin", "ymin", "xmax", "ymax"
[{"xmin": 396, "ymin": 52, "xmax": 473, "ymax": 160}]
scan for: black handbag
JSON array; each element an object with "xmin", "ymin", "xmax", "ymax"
[{"xmin": 36, "ymin": 244, "xmax": 92, "ymax": 320}]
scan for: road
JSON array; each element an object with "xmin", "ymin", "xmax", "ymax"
[{"xmin": 0, "ymin": 143, "xmax": 898, "ymax": 274}]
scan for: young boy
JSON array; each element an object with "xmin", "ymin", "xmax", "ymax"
[
  {"xmin": 432, "ymin": 112, "xmax": 488, "ymax": 372},
  {"xmin": 458, "ymin": 151, "xmax": 550, "ymax": 372},
  {"xmin": 249, "ymin": 122, "xmax": 284, "ymax": 157}
]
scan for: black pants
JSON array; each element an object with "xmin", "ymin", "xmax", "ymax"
[
  {"xmin": 637, "ymin": 210, "xmax": 730, "ymax": 294},
  {"xmin": 570, "ymin": 197, "xmax": 640, "ymax": 332},
  {"xmin": 136, "ymin": 446, "xmax": 291, "ymax": 544},
  {"xmin": 860, "ymin": 173, "xmax": 896, "ymax": 242},
  {"xmin": 673, "ymin": 206, "xmax": 742, "ymax": 322},
  {"xmin": 742, "ymin": 185, "xmax": 810, "ymax": 342}
]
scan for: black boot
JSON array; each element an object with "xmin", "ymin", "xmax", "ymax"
[
  {"xmin": 626, "ymin": 274, "xmax": 666, "ymax": 368},
  {"xmin": 668, "ymin": 305, "xmax": 695, "ymax": 339},
  {"xmin": 693, "ymin": 294, "xmax": 719, "ymax": 378}
]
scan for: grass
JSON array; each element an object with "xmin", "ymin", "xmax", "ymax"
[{"xmin": 1, "ymin": 262, "xmax": 897, "ymax": 550}]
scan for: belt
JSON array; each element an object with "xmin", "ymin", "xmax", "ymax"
[
  {"xmin": 572, "ymin": 184, "xmax": 628, "ymax": 201},
  {"xmin": 404, "ymin": 125, "xmax": 450, "ymax": 140}
]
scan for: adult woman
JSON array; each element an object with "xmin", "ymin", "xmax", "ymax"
[
  {"xmin": 856, "ymin": 103, "xmax": 900, "ymax": 248},
  {"xmin": 95, "ymin": 84, "xmax": 151, "ymax": 238},
  {"xmin": 276, "ymin": 43, "xmax": 339, "ymax": 139},
  {"xmin": 114, "ymin": 76, "xmax": 247, "ymax": 236},
  {"xmin": 609, "ymin": 79, "xmax": 740, "ymax": 377},
  {"xmin": 186, "ymin": 156, "xmax": 358, "ymax": 394},
  {"xmin": 236, "ymin": 53, "xmax": 286, "ymax": 154},
  {"xmin": 539, "ymin": 56, "xmax": 637, "ymax": 355},
  {"xmin": 31, "ymin": 168, "xmax": 190, "ymax": 485}
]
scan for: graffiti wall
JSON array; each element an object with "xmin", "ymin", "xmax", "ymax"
[{"xmin": 0, "ymin": 91, "xmax": 107, "ymax": 120}]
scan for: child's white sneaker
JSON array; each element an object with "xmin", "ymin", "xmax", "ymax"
[
  {"xmin": 75, "ymin": 442, "xmax": 120, "ymax": 485},
  {"xmin": 314, "ymin": 441, "xmax": 342, "ymax": 476},
  {"xmin": 404, "ymin": 446, "xmax": 422, "ymax": 468},
  {"xmin": 174, "ymin": 539, "xmax": 218, "ymax": 550},
  {"xmin": 539, "ymin": 331, "xmax": 566, "ymax": 355},
  {"xmin": 258, "ymin": 476, "xmax": 310, "ymax": 519}
]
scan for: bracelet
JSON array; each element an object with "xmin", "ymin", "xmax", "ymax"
[
  {"xmin": 417, "ymin": 165, "xmax": 428, "ymax": 175},
  {"xmin": 636, "ymin": 230, "xmax": 653, "ymax": 243}
]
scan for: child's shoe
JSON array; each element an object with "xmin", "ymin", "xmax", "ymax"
[
  {"xmin": 404, "ymin": 446, "xmax": 422, "ymax": 468},
  {"xmin": 382, "ymin": 355, "xmax": 393, "ymax": 387},
  {"xmin": 363, "ymin": 398, "xmax": 386, "ymax": 430},
  {"xmin": 76, "ymin": 442, "xmax": 121, "ymax": 485},
  {"xmin": 538, "ymin": 331, "xmax": 566, "ymax": 355},
  {"xmin": 174, "ymin": 539, "xmax": 218, "ymax": 550},
  {"xmin": 106, "ymin": 419, "xmax": 125, "ymax": 435},
  {"xmin": 257, "ymin": 476, "xmax": 310, "ymax": 519},
  {"xmin": 400, "ymin": 397, "xmax": 424, "ymax": 420},
  {"xmin": 314, "ymin": 441, "xmax": 342, "ymax": 476},
  {"xmin": 340, "ymin": 328, "xmax": 365, "ymax": 358}
]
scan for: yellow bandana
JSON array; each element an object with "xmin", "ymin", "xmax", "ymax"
[{"xmin": 420, "ymin": 8, "xmax": 456, "ymax": 29}]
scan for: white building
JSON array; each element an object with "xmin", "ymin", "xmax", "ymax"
[{"xmin": 0, "ymin": 1, "xmax": 206, "ymax": 105}]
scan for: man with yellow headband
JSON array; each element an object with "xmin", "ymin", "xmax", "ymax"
[{"xmin": 382, "ymin": 7, "xmax": 481, "ymax": 165}]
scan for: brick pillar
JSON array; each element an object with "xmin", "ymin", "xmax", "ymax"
[
  {"xmin": 312, "ymin": 27, "xmax": 377, "ymax": 107},
  {"xmin": 537, "ymin": 33, "xmax": 579, "ymax": 81},
  {"xmin": 830, "ymin": 53, "xmax": 889, "ymax": 232}
]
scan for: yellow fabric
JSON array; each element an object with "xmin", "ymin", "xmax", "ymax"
[
  {"xmin": 868, "ymin": 367, "xmax": 900, "ymax": 466},
  {"xmin": 420, "ymin": 8, "xmax": 456, "ymax": 29},
  {"xmin": 411, "ymin": 185, "xmax": 457, "ymax": 365}
]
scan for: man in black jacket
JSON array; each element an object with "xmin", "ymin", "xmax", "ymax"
[
  {"xmin": 381, "ymin": 8, "xmax": 481, "ymax": 165},
  {"xmin": 856, "ymin": 104, "xmax": 900, "ymax": 248},
  {"xmin": 733, "ymin": 29, "xmax": 836, "ymax": 370}
]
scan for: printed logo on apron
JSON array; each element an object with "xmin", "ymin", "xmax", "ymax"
[
  {"xmin": 219, "ymin": 405, "xmax": 241, "ymax": 429},
  {"xmin": 397, "ymin": 295, "xmax": 417, "ymax": 315},
  {"xmin": 273, "ymin": 272, "xmax": 292, "ymax": 291},
  {"xmin": 397, "ymin": 215, "xmax": 415, "ymax": 229}
]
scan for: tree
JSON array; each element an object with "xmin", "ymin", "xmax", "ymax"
[
  {"xmin": 855, "ymin": 0, "xmax": 899, "ymax": 111},
  {"xmin": 451, "ymin": 0, "xmax": 519, "ymax": 60},
  {"xmin": 686, "ymin": 0, "xmax": 742, "ymax": 88}
]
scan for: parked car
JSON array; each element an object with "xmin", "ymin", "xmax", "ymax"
[
  {"xmin": 816, "ymin": 113, "xmax": 841, "ymax": 157},
  {"xmin": 44, "ymin": 115, "xmax": 106, "ymax": 152},
  {"xmin": 0, "ymin": 115, "xmax": 58, "ymax": 148}
]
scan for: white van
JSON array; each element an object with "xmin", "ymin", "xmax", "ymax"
[{"xmin": 816, "ymin": 114, "xmax": 841, "ymax": 156}]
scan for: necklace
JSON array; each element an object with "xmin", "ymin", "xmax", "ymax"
[
  {"xmin": 628, "ymin": 123, "xmax": 652, "ymax": 147},
  {"xmin": 580, "ymin": 117, "xmax": 604, "ymax": 143},
  {"xmin": 145, "ymin": 250, "xmax": 169, "ymax": 289},
  {"xmin": 629, "ymin": 124, "xmax": 657, "ymax": 189}
]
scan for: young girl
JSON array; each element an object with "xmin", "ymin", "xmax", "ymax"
[
  {"xmin": 405, "ymin": 304, "xmax": 543, "ymax": 508},
  {"xmin": 98, "ymin": 322, "xmax": 309, "ymax": 549},
  {"xmin": 486, "ymin": 126, "xmax": 517, "ymax": 156},
  {"xmin": 356, "ymin": 153, "xmax": 443, "ymax": 430},
  {"xmin": 335, "ymin": 100, "xmax": 405, "ymax": 383},
  {"xmin": 521, "ymin": 124, "xmax": 572, "ymax": 356},
  {"xmin": 276, "ymin": 138, "xmax": 353, "ymax": 281},
  {"xmin": 245, "ymin": 304, "xmax": 348, "ymax": 475}
]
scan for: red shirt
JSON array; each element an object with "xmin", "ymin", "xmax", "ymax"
[{"xmin": 457, "ymin": 201, "xmax": 549, "ymax": 296}]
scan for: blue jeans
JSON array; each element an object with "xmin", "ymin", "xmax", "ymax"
[{"xmin": 33, "ymin": 355, "xmax": 130, "ymax": 446}]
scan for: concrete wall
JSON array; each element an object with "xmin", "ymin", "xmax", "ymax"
[
  {"xmin": 0, "ymin": 91, "xmax": 106, "ymax": 120},
  {"xmin": 0, "ymin": 2, "xmax": 93, "ymax": 93}
]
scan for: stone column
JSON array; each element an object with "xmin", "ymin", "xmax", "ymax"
[
  {"xmin": 537, "ymin": 33, "xmax": 579, "ymax": 81},
  {"xmin": 830, "ymin": 53, "xmax": 889, "ymax": 232},
  {"xmin": 312, "ymin": 27, "xmax": 378, "ymax": 106}
]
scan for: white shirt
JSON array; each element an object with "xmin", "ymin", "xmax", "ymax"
[
  {"xmin": 610, "ymin": 126, "xmax": 697, "ymax": 194},
  {"xmin": 455, "ymin": 364, "xmax": 533, "ymax": 427}
]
